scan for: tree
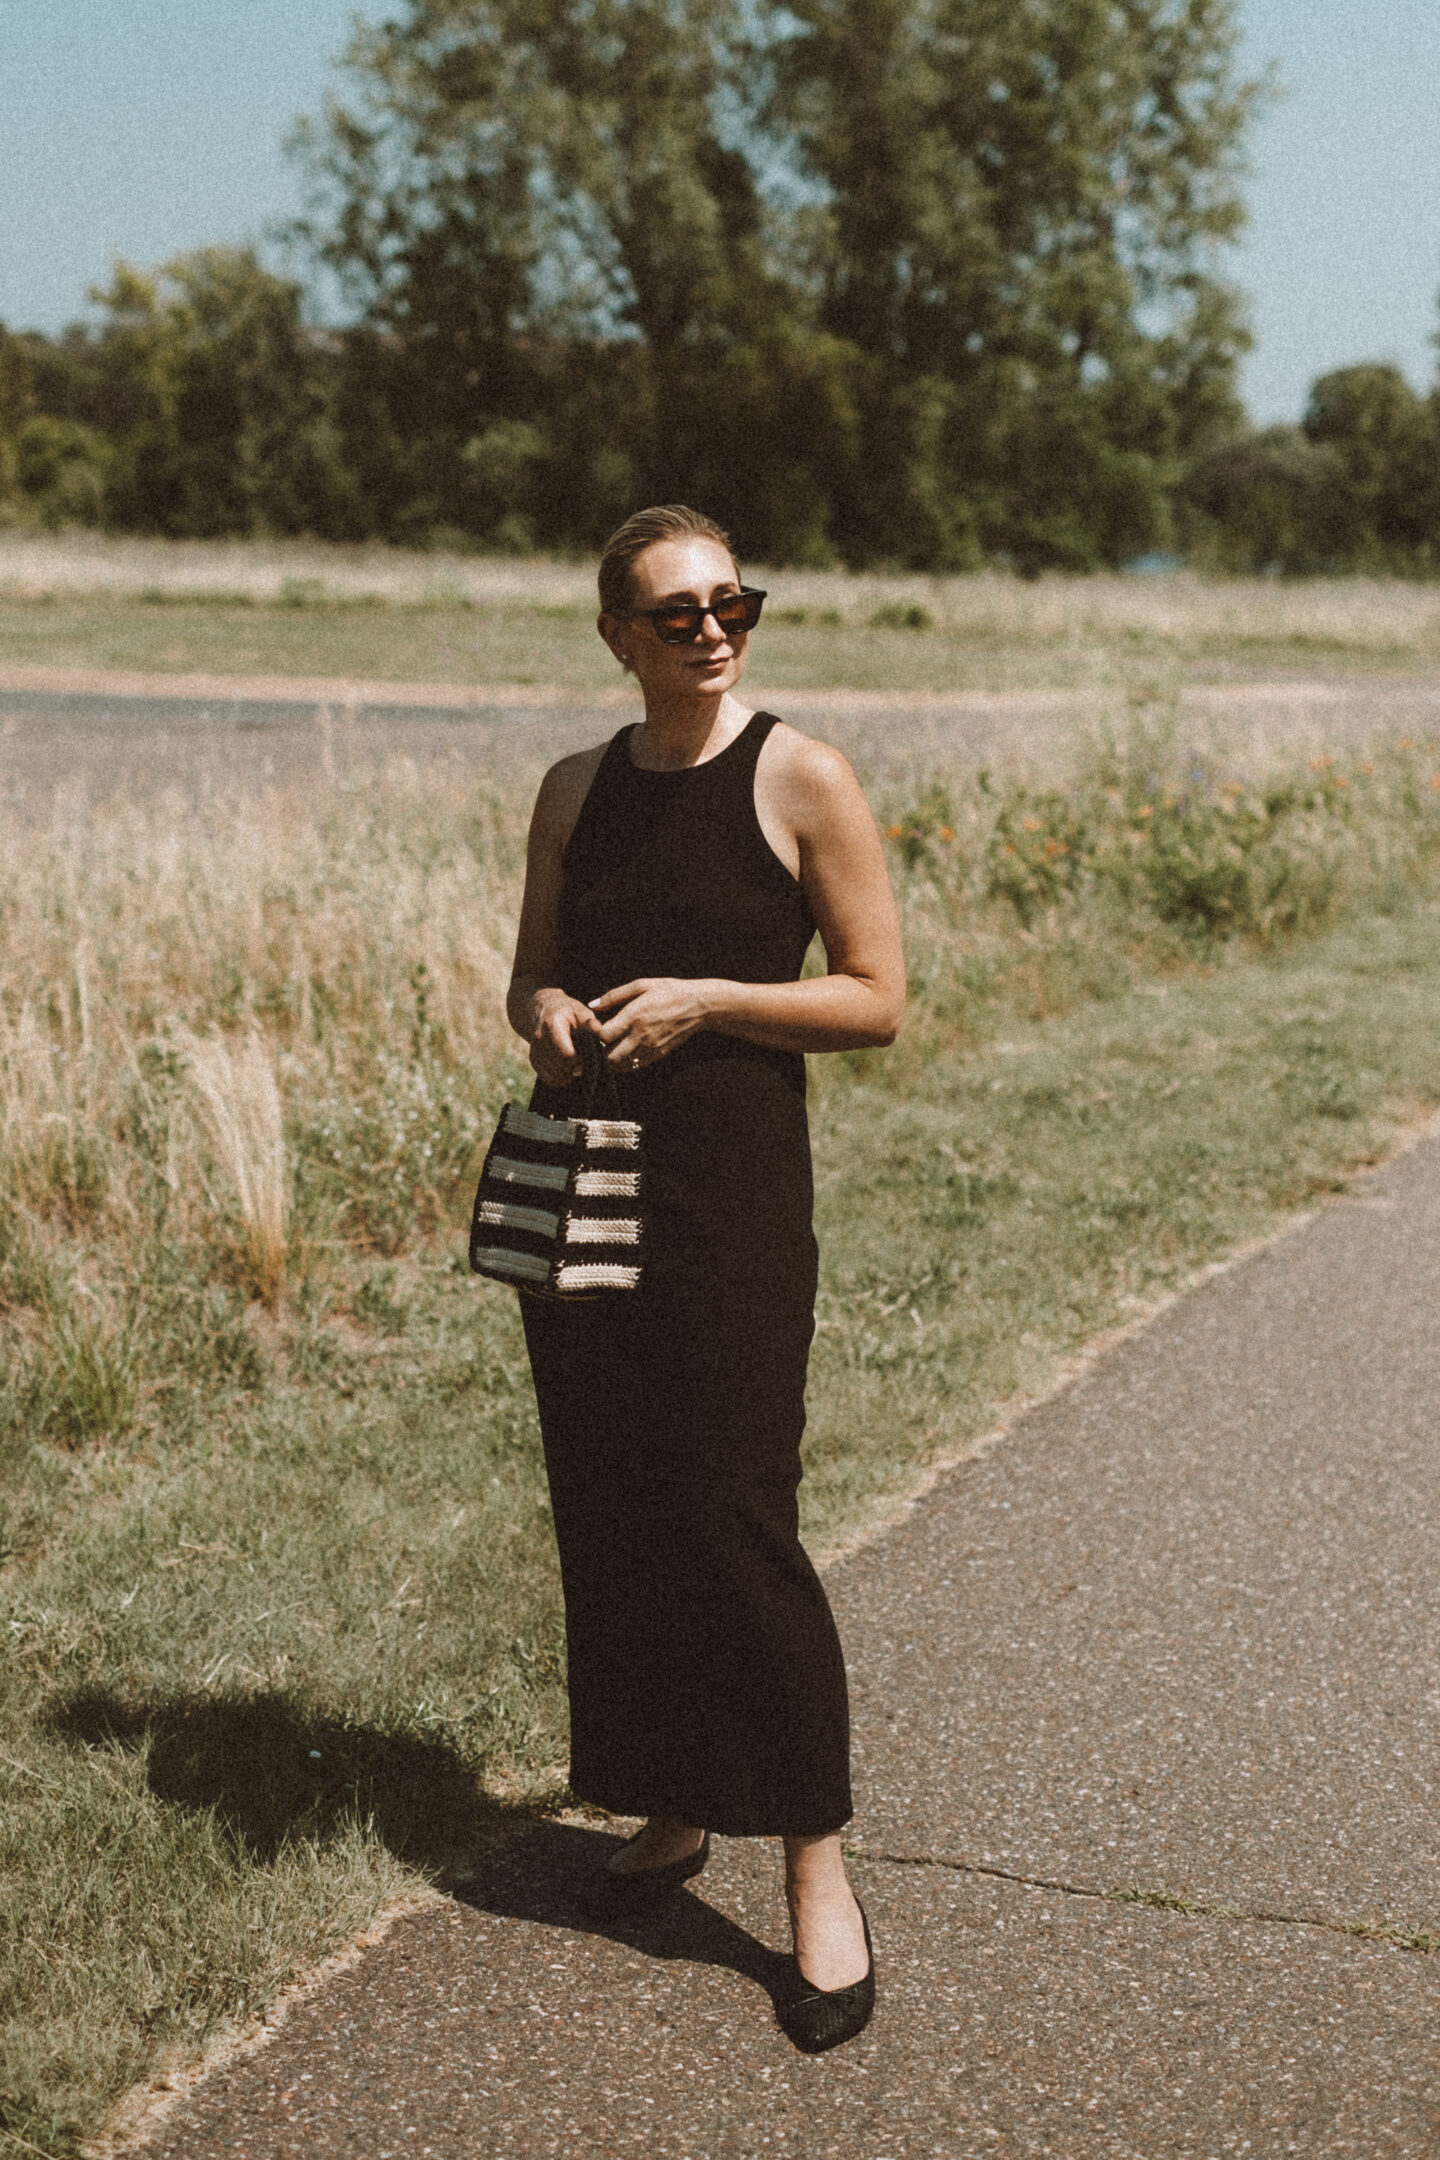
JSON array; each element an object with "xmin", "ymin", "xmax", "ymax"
[
  {"xmin": 1301, "ymin": 364, "xmax": 1440, "ymax": 565},
  {"xmin": 290, "ymin": 0, "xmax": 809, "ymax": 549},
  {"xmin": 765, "ymin": 0, "xmax": 1256, "ymax": 564},
  {"xmin": 84, "ymin": 250, "xmax": 364, "ymax": 538},
  {"xmin": 292, "ymin": 0, "xmax": 1258, "ymax": 564},
  {"xmin": 0, "ymin": 327, "xmax": 34, "ymax": 512},
  {"xmin": 1182, "ymin": 424, "xmax": 1345, "ymax": 573}
]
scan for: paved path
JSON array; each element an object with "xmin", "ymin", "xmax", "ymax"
[
  {"xmin": 139, "ymin": 1135, "xmax": 1440, "ymax": 2157},
  {"xmin": 8, "ymin": 667, "xmax": 1440, "ymax": 814}
]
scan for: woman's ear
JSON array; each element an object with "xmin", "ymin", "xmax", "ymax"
[{"xmin": 597, "ymin": 612, "xmax": 633, "ymax": 673}]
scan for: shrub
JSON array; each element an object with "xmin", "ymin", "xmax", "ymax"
[
  {"xmin": 873, "ymin": 732, "xmax": 1440, "ymax": 1071},
  {"xmin": 13, "ymin": 416, "xmax": 112, "ymax": 528},
  {"xmin": 869, "ymin": 602, "xmax": 934, "ymax": 631}
]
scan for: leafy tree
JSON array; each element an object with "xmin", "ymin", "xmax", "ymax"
[
  {"xmin": 5, "ymin": 0, "xmax": 1273, "ymax": 563},
  {"xmin": 84, "ymin": 250, "xmax": 365, "ymax": 537},
  {"xmin": 290, "ymin": 0, "xmax": 797, "ymax": 545},
  {"xmin": 1182, "ymin": 364, "xmax": 1440, "ymax": 574},
  {"xmin": 0, "ymin": 328, "xmax": 114, "ymax": 527},
  {"xmin": 13, "ymin": 416, "xmax": 113, "ymax": 527},
  {"xmin": 765, "ymin": 0, "xmax": 1256, "ymax": 564},
  {"xmin": 292, "ymin": 0, "xmax": 1257, "ymax": 565},
  {"xmin": 0, "ymin": 327, "xmax": 35, "ymax": 511},
  {"xmin": 1182, "ymin": 423, "xmax": 1345, "ymax": 573},
  {"xmin": 1302, "ymin": 364, "xmax": 1440, "ymax": 564}
]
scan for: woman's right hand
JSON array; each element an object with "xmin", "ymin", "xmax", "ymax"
[{"xmin": 526, "ymin": 988, "xmax": 598, "ymax": 1087}]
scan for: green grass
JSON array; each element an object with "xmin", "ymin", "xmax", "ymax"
[
  {"xmin": 6, "ymin": 726, "xmax": 1440, "ymax": 2148},
  {"xmin": 5, "ymin": 592, "xmax": 1440, "ymax": 696},
  {"xmin": 0, "ymin": 590, "xmax": 1093, "ymax": 694}
]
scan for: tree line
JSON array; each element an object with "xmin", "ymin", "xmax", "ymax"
[{"xmin": 2, "ymin": 0, "xmax": 1437, "ymax": 576}]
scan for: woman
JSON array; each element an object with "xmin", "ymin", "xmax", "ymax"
[{"xmin": 506, "ymin": 503, "xmax": 905, "ymax": 2054}]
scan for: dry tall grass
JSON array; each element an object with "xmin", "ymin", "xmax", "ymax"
[
  {"xmin": 0, "ymin": 781, "xmax": 520, "ymax": 1379},
  {"xmin": 180, "ymin": 1031, "xmax": 291, "ymax": 1307},
  {"xmin": 1, "ymin": 717, "xmax": 1436, "ymax": 1441},
  {"xmin": 5, "ymin": 533, "xmax": 1440, "ymax": 654}
]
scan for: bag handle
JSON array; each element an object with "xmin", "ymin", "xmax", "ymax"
[{"xmin": 577, "ymin": 1025, "xmax": 624, "ymax": 1119}]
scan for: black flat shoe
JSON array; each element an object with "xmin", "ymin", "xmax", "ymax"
[
  {"xmin": 597, "ymin": 1828, "xmax": 710, "ymax": 1912},
  {"xmin": 779, "ymin": 1903, "xmax": 875, "ymax": 2055}
]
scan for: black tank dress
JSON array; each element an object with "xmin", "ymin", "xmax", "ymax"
[{"xmin": 520, "ymin": 711, "xmax": 852, "ymax": 1838}]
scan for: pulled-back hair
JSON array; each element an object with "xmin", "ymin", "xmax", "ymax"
[{"xmin": 597, "ymin": 504, "xmax": 736, "ymax": 616}]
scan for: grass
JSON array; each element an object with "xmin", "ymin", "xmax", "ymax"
[
  {"xmin": 5, "ymin": 592, "xmax": 1438, "ymax": 704},
  {"xmin": 5, "ymin": 716, "xmax": 1440, "ymax": 2148},
  {"xmin": 6, "ymin": 536, "xmax": 1440, "ymax": 693}
]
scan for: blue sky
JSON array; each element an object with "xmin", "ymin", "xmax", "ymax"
[{"xmin": 1, "ymin": 0, "xmax": 1437, "ymax": 424}]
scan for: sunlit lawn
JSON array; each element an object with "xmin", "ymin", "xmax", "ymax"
[{"xmin": 4, "ymin": 537, "xmax": 1440, "ymax": 697}]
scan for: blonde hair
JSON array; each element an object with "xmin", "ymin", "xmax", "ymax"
[{"xmin": 597, "ymin": 504, "xmax": 737, "ymax": 616}]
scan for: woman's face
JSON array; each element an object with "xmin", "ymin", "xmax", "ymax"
[{"xmin": 600, "ymin": 536, "xmax": 749, "ymax": 700}]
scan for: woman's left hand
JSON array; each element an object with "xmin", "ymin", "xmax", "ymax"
[{"xmin": 590, "ymin": 978, "xmax": 710, "ymax": 1070}]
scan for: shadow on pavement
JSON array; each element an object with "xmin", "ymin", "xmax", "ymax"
[
  {"xmin": 457, "ymin": 1813, "xmax": 796, "ymax": 2013},
  {"xmin": 46, "ymin": 1685, "xmax": 793, "ymax": 2013}
]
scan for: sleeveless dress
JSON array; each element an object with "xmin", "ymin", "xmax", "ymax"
[{"xmin": 520, "ymin": 711, "xmax": 853, "ymax": 1838}]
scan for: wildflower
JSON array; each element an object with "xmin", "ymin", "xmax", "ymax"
[
  {"xmin": 1021, "ymin": 816, "xmax": 1043, "ymax": 833},
  {"xmin": 939, "ymin": 826, "xmax": 954, "ymax": 841},
  {"xmin": 1135, "ymin": 805, "xmax": 1153, "ymax": 820},
  {"xmin": 1310, "ymin": 755, "xmax": 1332, "ymax": 772},
  {"xmin": 887, "ymin": 825, "xmax": 903, "ymax": 838},
  {"xmin": 1044, "ymin": 838, "xmax": 1067, "ymax": 858},
  {"xmin": 1429, "ymin": 776, "xmax": 1440, "ymax": 793}
]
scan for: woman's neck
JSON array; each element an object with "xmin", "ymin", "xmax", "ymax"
[{"xmin": 631, "ymin": 689, "xmax": 753, "ymax": 771}]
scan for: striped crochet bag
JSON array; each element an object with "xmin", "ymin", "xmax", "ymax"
[{"xmin": 469, "ymin": 1031, "xmax": 644, "ymax": 1298}]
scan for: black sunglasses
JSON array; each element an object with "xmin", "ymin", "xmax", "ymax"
[{"xmin": 627, "ymin": 586, "xmax": 767, "ymax": 645}]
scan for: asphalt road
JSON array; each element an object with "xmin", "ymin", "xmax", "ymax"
[
  {"xmin": 6, "ymin": 665, "xmax": 1440, "ymax": 813},
  {"xmin": 135, "ymin": 1129, "xmax": 1440, "ymax": 2157},
  {"xmin": 0, "ymin": 686, "xmax": 604, "ymax": 814}
]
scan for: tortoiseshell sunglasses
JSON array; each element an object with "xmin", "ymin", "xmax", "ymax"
[{"xmin": 626, "ymin": 587, "xmax": 767, "ymax": 645}]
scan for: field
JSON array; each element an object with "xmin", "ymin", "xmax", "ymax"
[
  {"xmin": 7, "ymin": 533, "xmax": 1440, "ymax": 701},
  {"xmin": 5, "ymin": 543, "xmax": 1440, "ymax": 2152}
]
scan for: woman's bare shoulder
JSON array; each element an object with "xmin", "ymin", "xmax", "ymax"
[
  {"xmin": 532, "ymin": 737, "xmax": 614, "ymax": 846},
  {"xmin": 757, "ymin": 718, "xmax": 862, "ymax": 808}
]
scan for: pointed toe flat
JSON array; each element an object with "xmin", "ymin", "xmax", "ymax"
[
  {"xmin": 597, "ymin": 1829, "xmax": 711, "ymax": 1913},
  {"xmin": 779, "ymin": 1904, "xmax": 875, "ymax": 2055}
]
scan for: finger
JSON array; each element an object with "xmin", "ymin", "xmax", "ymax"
[
  {"xmin": 594, "ymin": 1002, "xmax": 649, "ymax": 1045},
  {"xmin": 561, "ymin": 1015, "xmax": 596, "ymax": 1064},
  {"xmin": 589, "ymin": 983, "xmax": 643, "ymax": 1016}
]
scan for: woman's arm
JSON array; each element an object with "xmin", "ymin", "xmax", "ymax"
[
  {"xmin": 507, "ymin": 747, "xmax": 606, "ymax": 1085},
  {"xmin": 591, "ymin": 733, "xmax": 905, "ymax": 1064}
]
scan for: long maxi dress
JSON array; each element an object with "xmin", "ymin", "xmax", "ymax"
[{"xmin": 520, "ymin": 710, "xmax": 852, "ymax": 1838}]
